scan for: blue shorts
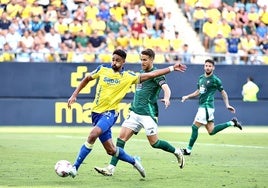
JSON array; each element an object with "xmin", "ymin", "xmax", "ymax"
[{"xmin": 91, "ymin": 110, "xmax": 118, "ymax": 143}]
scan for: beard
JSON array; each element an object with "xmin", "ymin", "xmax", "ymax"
[
  {"xmin": 112, "ymin": 64, "xmax": 121, "ymax": 72},
  {"xmin": 205, "ymin": 70, "xmax": 212, "ymax": 75}
]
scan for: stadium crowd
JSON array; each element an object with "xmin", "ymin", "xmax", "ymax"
[
  {"xmin": 181, "ymin": 0, "xmax": 268, "ymax": 64},
  {"xmin": 0, "ymin": 0, "xmax": 267, "ymax": 64}
]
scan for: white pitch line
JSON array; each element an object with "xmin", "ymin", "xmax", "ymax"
[{"xmin": 55, "ymin": 135, "xmax": 268, "ymax": 149}]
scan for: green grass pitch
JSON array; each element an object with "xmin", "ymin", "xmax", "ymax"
[{"xmin": 0, "ymin": 126, "xmax": 267, "ymax": 188}]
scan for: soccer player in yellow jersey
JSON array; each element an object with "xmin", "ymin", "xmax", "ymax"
[{"xmin": 67, "ymin": 49, "xmax": 187, "ymax": 178}]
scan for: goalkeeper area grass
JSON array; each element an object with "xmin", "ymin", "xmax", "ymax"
[{"xmin": 0, "ymin": 126, "xmax": 267, "ymax": 188}]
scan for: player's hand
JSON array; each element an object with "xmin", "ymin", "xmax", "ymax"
[
  {"xmin": 181, "ymin": 96, "xmax": 188, "ymax": 102},
  {"xmin": 173, "ymin": 63, "xmax": 187, "ymax": 72},
  {"xmin": 160, "ymin": 98, "xmax": 170, "ymax": 109},
  {"xmin": 227, "ymin": 105, "xmax": 236, "ymax": 113},
  {"xmin": 67, "ymin": 96, "xmax": 77, "ymax": 109}
]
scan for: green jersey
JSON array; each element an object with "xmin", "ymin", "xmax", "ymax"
[
  {"xmin": 129, "ymin": 67, "xmax": 166, "ymax": 117},
  {"xmin": 197, "ymin": 74, "xmax": 223, "ymax": 108}
]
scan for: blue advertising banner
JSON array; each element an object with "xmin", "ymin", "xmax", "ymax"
[{"xmin": 0, "ymin": 63, "xmax": 267, "ymax": 125}]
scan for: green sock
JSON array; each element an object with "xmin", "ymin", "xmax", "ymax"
[
  {"xmin": 187, "ymin": 124, "xmax": 199, "ymax": 150},
  {"xmin": 110, "ymin": 138, "xmax": 125, "ymax": 166},
  {"xmin": 210, "ymin": 122, "xmax": 232, "ymax": 135},
  {"xmin": 152, "ymin": 140, "xmax": 176, "ymax": 153}
]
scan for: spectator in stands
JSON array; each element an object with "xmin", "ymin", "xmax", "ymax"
[
  {"xmin": 120, "ymin": 16, "xmax": 131, "ymax": 32},
  {"xmin": 212, "ymin": 32, "xmax": 227, "ymax": 63},
  {"xmin": 33, "ymin": 29, "xmax": 47, "ymax": 46},
  {"xmin": 206, "ymin": 4, "xmax": 221, "ymax": 23},
  {"xmin": 15, "ymin": 42, "xmax": 31, "ymax": 62},
  {"xmin": 29, "ymin": 15, "xmax": 44, "ymax": 33},
  {"xmin": 61, "ymin": 30, "xmax": 75, "ymax": 49},
  {"xmin": 46, "ymin": 46, "xmax": 60, "ymax": 62},
  {"xmin": 116, "ymin": 28, "xmax": 129, "ymax": 50},
  {"xmin": 31, "ymin": 1, "xmax": 44, "ymax": 17},
  {"xmin": 81, "ymin": 18, "xmax": 92, "ymax": 35},
  {"xmin": 192, "ymin": 2, "xmax": 205, "ymax": 33},
  {"xmin": 45, "ymin": 27, "xmax": 62, "ymax": 50},
  {"xmin": 221, "ymin": 5, "xmax": 237, "ymax": 28},
  {"xmin": 69, "ymin": 18, "xmax": 83, "ymax": 36},
  {"xmin": 226, "ymin": 29, "xmax": 241, "ymax": 64},
  {"xmin": 88, "ymin": 30, "xmax": 106, "ymax": 53},
  {"xmin": 180, "ymin": 43, "xmax": 191, "ymax": 64},
  {"xmin": 75, "ymin": 30, "xmax": 89, "ymax": 48},
  {"xmin": 155, "ymin": 32, "xmax": 170, "ymax": 52},
  {"xmin": 5, "ymin": 0, "xmax": 22, "ymax": 19},
  {"xmin": 109, "ymin": 3, "xmax": 126, "ymax": 23},
  {"xmin": 129, "ymin": 31, "xmax": 143, "ymax": 52},
  {"xmin": 9, "ymin": 17, "xmax": 24, "ymax": 36},
  {"xmin": 163, "ymin": 11, "xmax": 176, "ymax": 40},
  {"xmin": 73, "ymin": 4, "xmax": 85, "ymax": 22},
  {"xmin": 243, "ymin": 20, "xmax": 257, "ymax": 35},
  {"xmin": 54, "ymin": 16, "xmax": 69, "ymax": 35},
  {"xmin": 30, "ymin": 44, "xmax": 48, "ymax": 62},
  {"xmin": 142, "ymin": 32, "xmax": 155, "ymax": 50},
  {"xmin": 0, "ymin": 29, "xmax": 7, "ymax": 50},
  {"xmin": 0, "ymin": 43, "xmax": 15, "ymax": 62},
  {"xmin": 247, "ymin": 5, "xmax": 259, "ymax": 24},
  {"xmin": 165, "ymin": 47, "xmax": 179, "ymax": 63},
  {"xmin": 6, "ymin": 26, "xmax": 21, "ymax": 51},
  {"xmin": 131, "ymin": 17, "xmax": 145, "ymax": 37},
  {"xmin": 260, "ymin": 35, "xmax": 268, "ymax": 54},
  {"xmin": 258, "ymin": 4, "xmax": 268, "ymax": 25},
  {"xmin": 256, "ymin": 21, "xmax": 268, "ymax": 41},
  {"xmin": 143, "ymin": 17, "xmax": 159, "ymax": 38},
  {"xmin": 98, "ymin": 2, "xmax": 111, "ymax": 22},
  {"xmin": 127, "ymin": 4, "xmax": 142, "ymax": 24},
  {"xmin": 45, "ymin": 5, "xmax": 58, "ymax": 23},
  {"xmin": 202, "ymin": 17, "xmax": 218, "ymax": 51},
  {"xmin": 57, "ymin": 2, "xmax": 71, "ymax": 20},
  {"xmin": 20, "ymin": 30, "xmax": 34, "ymax": 50},
  {"xmin": 240, "ymin": 34, "xmax": 258, "ymax": 64},
  {"xmin": 217, "ymin": 19, "xmax": 232, "ymax": 38},
  {"xmin": 43, "ymin": 16, "xmax": 53, "ymax": 33},
  {"xmin": 84, "ymin": 1, "xmax": 99, "ymax": 22},
  {"xmin": 91, "ymin": 14, "xmax": 106, "ymax": 36},
  {"xmin": 106, "ymin": 15, "xmax": 121, "ymax": 35},
  {"xmin": 20, "ymin": 1, "xmax": 32, "ymax": 20},
  {"xmin": 242, "ymin": 76, "xmax": 259, "ymax": 102},
  {"xmin": 169, "ymin": 31, "xmax": 182, "ymax": 53},
  {"xmin": 105, "ymin": 32, "xmax": 116, "ymax": 53},
  {"xmin": 70, "ymin": 45, "xmax": 85, "ymax": 63},
  {"xmin": 0, "ymin": 12, "xmax": 11, "ymax": 30},
  {"xmin": 236, "ymin": 6, "xmax": 249, "ymax": 26}
]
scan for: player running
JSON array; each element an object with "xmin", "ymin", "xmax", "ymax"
[{"xmin": 180, "ymin": 59, "xmax": 242, "ymax": 155}]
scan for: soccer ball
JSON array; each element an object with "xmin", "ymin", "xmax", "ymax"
[{"xmin": 54, "ymin": 160, "xmax": 72, "ymax": 177}]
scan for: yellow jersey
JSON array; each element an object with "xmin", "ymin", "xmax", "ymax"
[{"xmin": 91, "ymin": 65, "xmax": 140, "ymax": 113}]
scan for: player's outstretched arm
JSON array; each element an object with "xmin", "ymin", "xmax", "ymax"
[
  {"xmin": 181, "ymin": 89, "xmax": 199, "ymax": 102},
  {"xmin": 140, "ymin": 63, "xmax": 187, "ymax": 83},
  {"xmin": 67, "ymin": 75, "xmax": 93, "ymax": 109}
]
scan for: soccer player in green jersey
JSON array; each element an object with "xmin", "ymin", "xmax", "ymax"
[
  {"xmin": 180, "ymin": 59, "xmax": 242, "ymax": 155},
  {"xmin": 94, "ymin": 49, "xmax": 185, "ymax": 176},
  {"xmin": 67, "ymin": 49, "xmax": 187, "ymax": 178}
]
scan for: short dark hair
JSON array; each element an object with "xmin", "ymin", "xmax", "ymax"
[
  {"xmin": 141, "ymin": 48, "xmax": 155, "ymax": 59},
  {"xmin": 205, "ymin": 59, "xmax": 215, "ymax": 65},
  {"xmin": 113, "ymin": 49, "xmax": 127, "ymax": 59}
]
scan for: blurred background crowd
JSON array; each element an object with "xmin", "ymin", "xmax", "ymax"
[{"xmin": 0, "ymin": 0, "xmax": 267, "ymax": 64}]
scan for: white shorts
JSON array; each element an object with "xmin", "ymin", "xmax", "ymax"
[
  {"xmin": 194, "ymin": 107, "xmax": 215, "ymax": 125},
  {"xmin": 122, "ymin": 111, "xmax": 158, "ymax": 136}
]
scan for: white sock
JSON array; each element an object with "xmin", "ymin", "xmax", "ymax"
[
  {"xmin": 107, "ymin": 164, "xmax": 115, "ymax": 171},
  {"xmin": 175, "ymin": 148, "xmax": 183, "ymax": 155}
]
